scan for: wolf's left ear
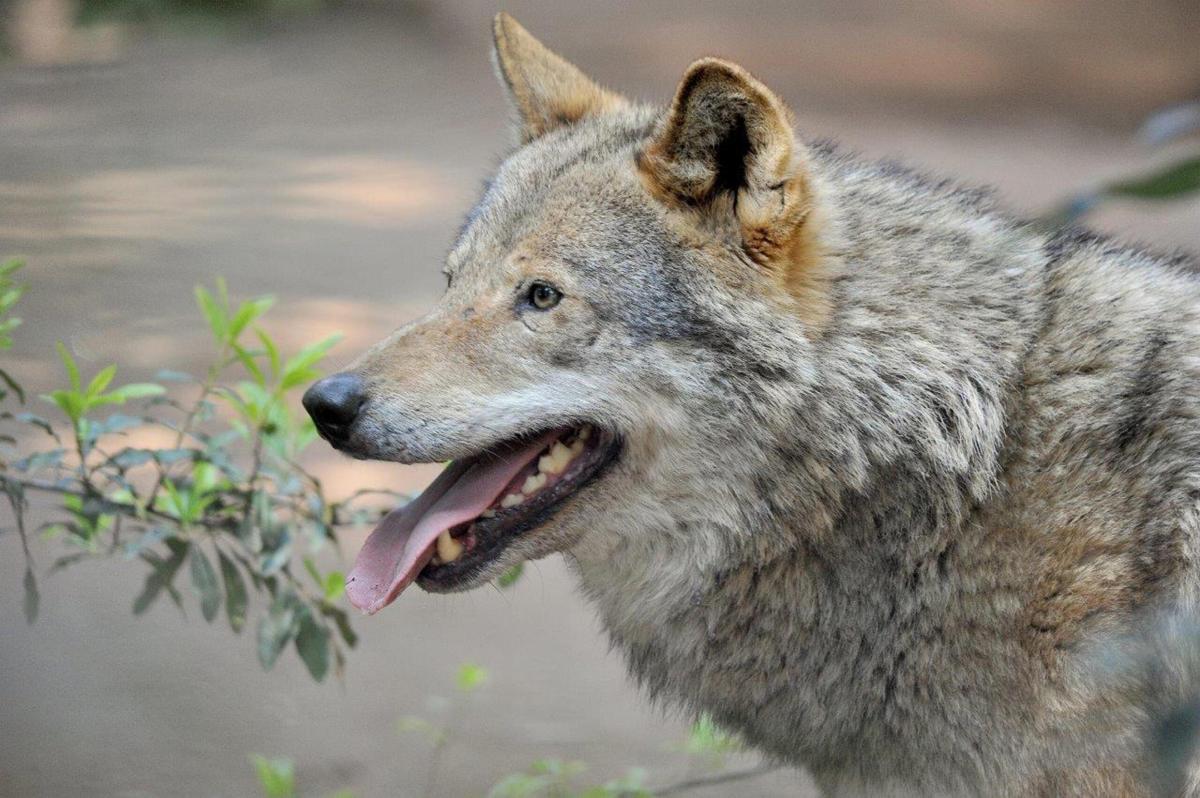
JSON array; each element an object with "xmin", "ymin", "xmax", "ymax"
[
  {"xmin": 639, "ymin": 59, "xmax": 818, "ymax": 269},
  {"xmin": 492, "ymin": 13, "xmax": 627, "ymax": 144}
]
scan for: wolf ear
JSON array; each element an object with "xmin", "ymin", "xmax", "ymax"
[
  {"xmin": 639, "ymin": 59, "xmax": 818, "ymax": 269},
  {"xmin": 492, "ymin": 13, "xmax": 626, "ymax": 144}
]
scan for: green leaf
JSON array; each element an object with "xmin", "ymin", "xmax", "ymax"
[
  {"xmin": 257, "ymin": 593, "xmax": 298, "ymax": 669},
  {"xmin": 680, "ymin": 713, "xmax": 744, "ymax": 763},
  {"xmin": 280, "ymin": 334, "xmax": 342, "ymax": 390},
  {"xmin": 487, "ymin": 773, "xmax": 554, "ymax": 798},
  {"xmin": 0, "ymin": 287, "xmax": 23, "ymax": 313},
  {"xmin": 323, "ymin": 605, "xmax": 358, "ymax": 648},
  {"xmin": 258, "ymin": 530, "xmax": 293, "ymax": 576},
  {"xmin": 23, "ymin": 567, "xmax": 39, "ymax": 624},
  {"xmin": 322, "ymin": 571, "xmax": 345, "ymax": 602},
  {"xmin": 195, "ymin": 285, "xmax": 228, "ymax": 343},
  {"xmin": 55, "ymin": 341, "xmax": 81, "ymax": 391},
  {"xmin": 396, "ymin": 715, "xmax": 446, "ymax": 744},
  {"xmin": 132, "ymin": 541, "xmax": 189, "ymax": 615},
  {"xmin": 1106, "ymin": 156, "xmax": 1200, "ymax": 200},
  {"xmin": 250, "ymin": 755, "xmax": 295, "ymax": 798},
  {"xmin": 42, "ymin": 389, "xmax": 84, "ymax": 424},
  {"xmin": 455, "ymin": 662, "xmax": 489, "ymax": 693},
  {"xmin": 13, "ymin": 448, "xmax": 65, "ymax": 473},
  {"xmin": 85, "ymin": 364, "xmax": 117, "ymax": 399},
  {"xmin": 189, "ymin": 547, "xmax": 221, "ymax": 623},
  {"xmin": 0, "ymin": 368, "xmax": 25, "ymax": 403},
  {"xmin": 295, "ymin": 612, "xmax": 330, "ymax": 682},
  {"xmin": 0, "ymin": 257, "xmax": 23, "ymax": 278},
  {"xmin": 154, "ymin": 448, "xmax": 196, "ymax": 466},
  {"xmin": 154, "ymin": 369, "xmax": 194, "ymax": 383},
  {"xmin": 103, "ymin": 382, "xmax": 166, "ymax": 403},
  {"xmin": 122, "ymin": 527, "xmax": 172, "ymax": 558},
  {"xmin": 302, "ymin": 555, "xmax": 322, "ymax": 585},
  {"xmin": 228, "ymin": 296, "xmax": 275, "ymax": 339},
  {"xmin": 217, "ymin": 551, "xmax": 249, "ymax": 633},
  {"xmin": 110, "ymin": 447, "xmax": 155, "ymax": 469},
  {"xmin": 90, "ymin": 413, "xmax": 143, "ymax": 437},
  {"xmin": 497, "ymin": 563, "xmax": 524, "ymax": 589},
  {"xmin": 233, "ymin": 344, "xmax": 266, "ymax": 386},
  {"xmin": 255, "ymin": 327, "xmax": 282, "ymax": 380}
]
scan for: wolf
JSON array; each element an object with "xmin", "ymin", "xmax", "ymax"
[{"xmin": 302, "ymin": 14, "xmax": 1200, "ymax": 796}]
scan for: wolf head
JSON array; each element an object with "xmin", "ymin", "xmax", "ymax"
[{"xmin": 304, "ymin": 14, "xmax": 847, "ymax": 613}]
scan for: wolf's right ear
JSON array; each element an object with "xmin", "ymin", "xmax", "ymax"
[
  {"xmin": 492, "ymin": 13, "xmax": 626, "ymax": 145},
  {"xmin": 638, "ymin": 59, "xmax": 818, "ymax": 271}
]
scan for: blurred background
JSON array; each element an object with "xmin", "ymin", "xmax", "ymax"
[{"xmin": 0, "ymin": 1, "xmax": 1197, "ymax": 796}]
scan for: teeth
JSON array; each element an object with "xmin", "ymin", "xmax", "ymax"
[
  {"xmin": 499, "ymin": 427, "xmax": 597, "ymax": 511},
  {"xmin": 539, "ymin": 441, "xmax": 573, "ymax": 475},
  {"xmin": 537, "ymin": 452, "xmax": 560, "ymax": 475},
  {"xmin": 436, "ymin": 530, "xmax": 464, "ymax": 563},
  {"xmin": 480, "ymin": 509, "xmax": 496, "ymax": 518},
  {"xmin": 522, "ymin": 472, "xmax": 547, "ymax": 494}
]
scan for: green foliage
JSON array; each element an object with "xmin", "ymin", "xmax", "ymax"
[
  {"xmin": 677, "ymin": 713, "xmax": 745, "ymax": 769},
  {"xmin": 1, "ymin": 275, "xmax": 396, "ymax": 681},
  {"xmin": 497, "ymin": 562, "xmax": 525, "ymax": 588},
  {"xmin": 389, "ymin": 661, "xmax": 756, "ymax": 797},
  {"xmin": 488, "ymin": 760, "xmax": 652, "ymax": 798},
  {"xmin": 251, "ymin": 755, "xmax": 296, "ymax": 798},
  {"xmin": 456, "ymin": 661, "xmax": 490, "ymax": 693},
  {"xmin": 1107, "ymin": 157, "xmax": 1200, "ymax": 200},
  {"xmin": 0, "ymin": 258, "xmax": 27, "ymax": 405},
  {"xmin": 1046, "ymin": 102, "xmax": 1200, "ymax": 227}
]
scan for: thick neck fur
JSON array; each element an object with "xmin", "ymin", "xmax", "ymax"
[{"xmin": 568, "ymin": 145, "xmax": 1051, "ymax": 793}]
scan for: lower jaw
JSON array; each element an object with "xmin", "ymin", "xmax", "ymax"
[{"xmin": 416, "ymin": 432, "xmax": 622, "ymax": 592}]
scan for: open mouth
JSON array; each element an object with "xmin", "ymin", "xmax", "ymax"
[{"xmin": 345, "ymin": 424, "xmax": 620, "ymax": 614}]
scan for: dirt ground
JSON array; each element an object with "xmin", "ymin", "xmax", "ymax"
[{"xmin": 1, "ymin": 2, "xmax": 1198, "ymax": 796}]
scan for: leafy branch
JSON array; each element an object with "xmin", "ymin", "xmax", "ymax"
[
  {"xmin": 0, "ymin": 262, "xmax": 396, "ymax": 681},
  {"xmin": 1045, "ymin": 101, "xmax": 1200, "ymax": 227}
]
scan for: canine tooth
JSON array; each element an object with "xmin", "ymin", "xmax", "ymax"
[
  {"xmin": 522, "ymin": 472, "xmax": 547, "ymax": 494},
  {"xmin": 437, "ymin": 530, "xmax": 464, "ymax": 563},
  {"xmin": 538, "ymin": 452, "xmax": 562, "ymax": 475},
  {"xmin": 569, "ymin": 439, "xmax": 585, "ymax": 455},
  {"xmin": 501, "ymin": 493, "xmax": 524, "ymax": 508}
]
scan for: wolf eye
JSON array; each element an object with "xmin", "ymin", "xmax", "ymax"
[{"xmin": 528, "ymin": 282, "xmax": 562, "ymax": 310}]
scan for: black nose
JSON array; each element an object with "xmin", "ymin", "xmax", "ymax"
[{"xmin": 302, "ymin": 372, "xmax": 366, "ymax": 445}]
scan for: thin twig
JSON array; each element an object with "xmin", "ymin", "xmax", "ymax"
[
  {"xmin": 652, "ymin": 763, "xmax": 781, "ymax": 796},
  {"xmin": 4, "ymin": 473, "xmax": 383, "ymax": 530}
]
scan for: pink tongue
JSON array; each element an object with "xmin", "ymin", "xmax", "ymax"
[{"xmin": 345, "ymin": 431, "xmax": 558, "ymax": 615}]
